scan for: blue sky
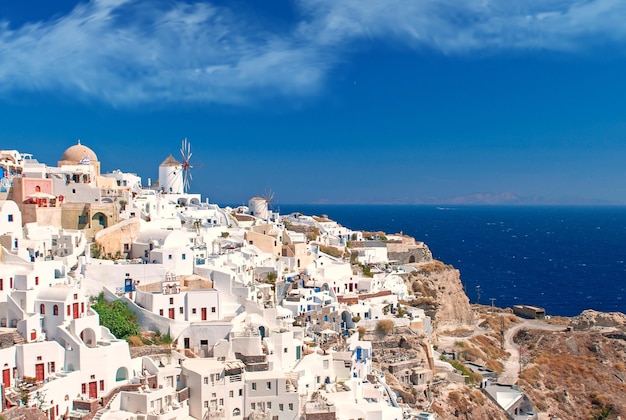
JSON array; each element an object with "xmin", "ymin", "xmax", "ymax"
[{"xmin": 2, "ymin": 0, "xmax": 626, "ymax": 205}]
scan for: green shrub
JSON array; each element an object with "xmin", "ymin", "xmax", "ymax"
[{"xmin": 91, "ymin": 293, "xmax": 140, "ymax": 340}]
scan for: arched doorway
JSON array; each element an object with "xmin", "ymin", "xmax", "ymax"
[
  {"xmin": 92, "ymin": 212, "xmax": 107, "ymax": 229},
  {"xmin": 79, "ymin": 328, "xmax": 97, "ymax": 348},
  {"xmin": 115, "ymin": 367, "xmax": 128, "ymax": 382}
]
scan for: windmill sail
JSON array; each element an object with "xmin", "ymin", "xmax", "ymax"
[{"xmin": 180, "ymin": 138, "xmax": 202, "ymax": 193}]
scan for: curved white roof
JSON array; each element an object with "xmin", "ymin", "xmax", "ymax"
[{"xmin": 37, "ymin": 285, "xmax": 74, "ymax": 302}]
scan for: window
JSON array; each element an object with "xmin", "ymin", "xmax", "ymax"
[
  {"xmin": 251, "ymin": 403, "xmax": 256, "ymax": 410},
  {"xmin": 99, "ymin": 380, "xmax": 104, "ymax": 391},
  {"xmin": 204, "ymin": 377, "xmax": 208, "ymax": 384},
  {"xmin": 67, "ymin": 305, "xmax": 70, "ymax": 316},
  {"xmin": 179, "ymin": 307, "xmax": 183, "ymax": 314},
  {"xmin": 192, "ymin": 308, "xmax": 196, "ymax": 314},
  {"xmin": 169, "ymin": 297, "xmax": 174, "ymax": 305},
  {"xmin": 267, "ymin": 402, "xmax": 271, "ymax": 409},
  {"xmin": 35, "ymin": 276, "xmax": 39, "ymax": 286},
  {"xmin": 229, "ymin": 390, "xmax": 233, "ymax": 398},
  {"xmin": 284, "ymin": 348, "xmax": 288, "ymax": 353},
  {"xmin": 0, "ymin": 279, "xmax": 2, "ymax": 290},
  {"xmin": 7, "ymin": 214, "xmax": 13, "ymax": 222},
  {"xmin": 211, "ymin": 307, "xmax": 216, "ymax": 313},
  {"xmin": 182, "ymin": 254, "xmax": 186, "ymax": 260},
  {"xmin": 159, "ymin": 309, "xmax": 164, "ymax": 316},
  {"xmin": 168, "ymin": 254, "xmax": 172, "ymax": 260},
  {"xmin": 251, "ymin": 382, "xmax": 256, "ymax": 390},
  {"xmin": 81, "ymin": 383, "xmax": 86, "ymax": 394},
  {"xmin": 279, "ymin": 404, "xmax": 284, "ymax": 411},
  {"xmin": 74, "ymin": 294, "xmax": 78, "ymax": 300},
  {"xmin": 266, "ymin": 381, "xmax": 271, "ymax": 390},
  {"xmin": 233, "ymin": 408, "xmax": 241, "ymax": 416},
  {"xmin": 238, "ymin": 389, "xmax": 243, "ymax": 396},
  {"xmin": 204, "ymin": 401, "xmax": 208, "ymax": 408},
  {"xmin": 219, "ymin": 398, "xmax": 224, "ymax": 406},
  {"xmin": 40, "ymin": 304, "xmax": 45, "ymax": 314},
  {"xmin": 53, "ymin": 305, "xmax": 59, "ymax": 316},
  {"xmin": 289, "ymin": 403, "xmax": 294, "ymax": 411}
]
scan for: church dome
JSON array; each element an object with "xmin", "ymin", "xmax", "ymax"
[{"xmin": 60, "ymin": 140, "xmax": 99, "ymax": 164}]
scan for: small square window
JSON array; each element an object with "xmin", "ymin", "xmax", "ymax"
[
  {"xmin": 169, "ymin": 297, "xmax": 174, "ymax": 304},
  {"xmin": 168, "ymin": 254, "xmax": 173, "ymax": 260},
  {"xmin": 266, "ymin": 381, "xmax": 271, "ymax": 390},
  {"xmin": 179, "ymin": 307, "xmax": 183, "ymax": 314},
  {"xmin": 211, "ymin": 307, "xmax": 216, "ymax": 313},
  {"xmin": 182, "ymin": 254, "xmax": 186, "ymax": 260},
  {"xmin": 289, "ymin": 403, "xmax": 294, "ymax": 411},
  {"xmin": 159, "ymin": 309, "xmax": 164, "ymax": 316},
  {"xmin": 192, "ymin": 308, "xmax": 197, "ymax": 314},
  {"xmin": 252, "ymin": 382, "xmax": 256, "ymax": 390},
  {"xmin": 7, "ymin": 214, "xmax": 13, "ymax": 222}
]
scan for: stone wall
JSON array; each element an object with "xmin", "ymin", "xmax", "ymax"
[
  {"xmin": 94, "ymin": 217, "xmax": 141, "ymax": 259},
  {"xmin": 387, "ymin": 242, "xmax": 433, "ymax": 265}
]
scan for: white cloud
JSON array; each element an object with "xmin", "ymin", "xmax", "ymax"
[{"xmin": 0, "ymin": 0, "xmax": 624, "ymax": 105}]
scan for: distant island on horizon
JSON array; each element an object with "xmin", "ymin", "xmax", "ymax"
[{"xmin": 265, "ymin": 195, "xmax": 626, "ymax": 206}]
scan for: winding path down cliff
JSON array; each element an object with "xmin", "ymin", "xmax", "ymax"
[{"xmin": 499, "ymin": 319, "xmax": 567, "ymax": 386}]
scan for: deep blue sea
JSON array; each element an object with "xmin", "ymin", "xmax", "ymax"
[{"xmin": 277, "ymin": 205, "xmax": 626, "ymax": 317}]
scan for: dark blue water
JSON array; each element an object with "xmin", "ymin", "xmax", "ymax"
[{"xmin": 276, "ymin": 205, "xmax": 626, "ymax": 317}]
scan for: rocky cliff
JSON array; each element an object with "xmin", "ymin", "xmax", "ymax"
[{"xmin": 404, "ymin": 261, "xmax": 475, "ymax": 333}]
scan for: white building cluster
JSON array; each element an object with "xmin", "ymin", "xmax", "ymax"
[{"xmin": 0, "ymin": 142, "xmax": 435, "ymax": 420}]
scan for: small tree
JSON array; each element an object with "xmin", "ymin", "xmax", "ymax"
[
  {"xmin": 376, "ymin": 319, "xmax": 394, "ymax": 336},
  {"xmin": 357, "ymin": 326, "xmax": 366, "ymax": 340}
]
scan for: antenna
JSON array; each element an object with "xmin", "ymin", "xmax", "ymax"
[{"xmin": 180, "ymin": 138, "xmax": 203, "ymax": 193}]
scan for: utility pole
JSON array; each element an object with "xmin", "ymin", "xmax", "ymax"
[{"xmin": 500, "ymin": 315, "xmax": 505, "ymax": 350}]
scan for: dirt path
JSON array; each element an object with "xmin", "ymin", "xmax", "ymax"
[
  {"xmin": 499, "ymin": 319, "xmax": 566, "ymax": 385},
  {"xmin": 437, "ymin": 317, "xmax": 567, "ymax": 386}
]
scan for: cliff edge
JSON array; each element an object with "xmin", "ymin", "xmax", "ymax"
[{"xmin": 404, "ymin": 261, "xmax": 475, "ymax": 335}]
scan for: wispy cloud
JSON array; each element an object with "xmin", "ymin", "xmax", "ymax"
[{"xmin": 0, "ymin": 0, "xmax": 624, "ymax": 105}]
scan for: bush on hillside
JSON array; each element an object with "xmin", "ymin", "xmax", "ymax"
[{"xmin": 91, "ymin": 293, "xmax": 140, "ymax": 340}]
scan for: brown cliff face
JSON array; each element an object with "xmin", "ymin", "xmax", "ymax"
[{"xmin": 405, "ymin": 262, "xmax": 475, "ymax": 333}]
